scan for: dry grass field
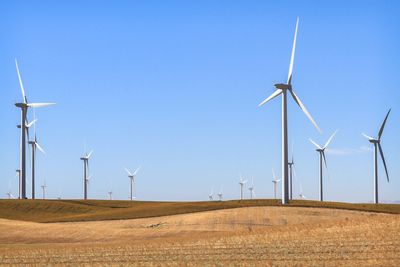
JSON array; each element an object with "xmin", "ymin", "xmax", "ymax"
[{"xmin": 0, "ymin": 200, "xmax": 399, "ymax": 266}]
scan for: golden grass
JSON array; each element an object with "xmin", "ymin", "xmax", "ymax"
[
  {"xmin": 0, "ymin": 199, "xmax": 399, "ymax": 223},
  {"xmin": 0, "ymin": 206, "xmax": 399, "ymax": 266}
]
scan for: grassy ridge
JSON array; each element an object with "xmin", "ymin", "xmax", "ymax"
[{"xmin": 0, "ymin": 199, "xmax": 398, "ymax": 223}]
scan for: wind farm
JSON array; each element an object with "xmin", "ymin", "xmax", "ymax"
[{"xmin": 1, "ymin": 1, "xmax": 400, "ymax": 265}]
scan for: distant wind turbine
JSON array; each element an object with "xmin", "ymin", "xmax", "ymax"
[
  {"xmin": 362, "ymin": 109, "xmax": 391, "ymax": 204},
  {"xmin": 80, "ymin": 150, "xmax": 93, "ymax": 199},
  {"xmin": 218, "ymin": 186, "xmax": 223, "ymax": 201},
  {"xmin": 208, "ymin": 187, "xmax": 214, "ymax": 201},
  {"xmin": 298, "ymin": 181, "xmax": 307, "ymax": 200},
  {"xmin": 41, "ymin": 181, "xmax": 47, "ymax": 199},
  {"xmin": 28, "ymin": 114, "xmax": 45, "ymax": 199},
  {"xmin": 272, "ymin": 169, "xmax": 281, "ymax": 199},
  {"xmin": 309, "ymin": 130, "xmax": 338, "ymax": 201},
  {"xmin": 239, "ymin": 176, "xmax": 247, "ymax": 200},
  {"xmin": 108, "ymin": 191, "xmax": 113, "ymax": 200},
  {"xmin": 125, "ymin": 167, "xmax": 140, "ymax": 201},
  {"xmin": 248, "ymin": 178, "xmax": 256, "ymax": 199},
  {"xmin": 15, "ymin": 170, "xmax": 21, "ymax": 199},
  {"xmin": 288, "ymin": 156, "xmax": 294, "ymax": 200},
  {"xmin": 14, "ymin": 59, "xmax": 55, "ymax": 199},
  {"xmin": 259, "ymin": 18, "xmax": 320, "ymax": 205}
]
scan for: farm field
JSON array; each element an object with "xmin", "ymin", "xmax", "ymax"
[{"xmin": 0, "ymin": 200, "xmax": 399, "ymax": 266}]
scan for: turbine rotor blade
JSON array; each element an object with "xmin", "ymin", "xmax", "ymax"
[
  {"xmin": 125, "ymin": 168, "xmax": 133, "ymax": 176},
  {"xmin": 287, "ymin": 17, "xmax": 299, "ymax": 85},
  {"xmin": 258, "ymin": 89, "xmax": 282, "ymax": 107},
  {"xmin": 289, "ymin": 89, "xmax": 321, "ymax": 132},
  {"xmin": 15, "ymin": 59, "xmax": 27, "ymax": 104},
  {"xmin": 378, "ymin": 109, "xmax": 391, "ymax": 140},
  {"xmin": 324, "ymin": 130, "xmax": 338, "ymax": 149},
  {"xmin": 378, "ymin": 143, "xmax": 389, "ymax": 182},
  {"xmin": 35, "ymin": 142, "xmax": 46, "ymax": 154},
  {"xmin": 362, "ymin": 133, "xmax": 374, "ymax": 140},
  {"xmin": 27, "ymin": 103, "xmax": 56, "ymax": 108},
  {"xmin": 133, "ymin": 166, "xmax": 141, "ymax": 176},
  {"xmin": 322, "ymin": 151, "xmax": 330, "ymax": 179},
  {"xmin": 309, "ymin": 139, "xmax": 322, "ymax": 150},
  {"xmin": 26, "ymin": 119, "xmax": 38, "ymax": 128},
  {"xmin": 87, "ymin": 150, "xmax": 93, "ymax": 159}
]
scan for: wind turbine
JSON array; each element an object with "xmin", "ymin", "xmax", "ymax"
[
  {"xmin": 108, "ymin": 191, "xmax": 113, "ymax": 200},
  {"xmin": 80, "ymin": 150, "xmax": 93, "ymax": 200},
  {"xmin": 41, "ymin": 181, "xmax": 47, "ymax": 199},
  {"xmin": 362, "ymin": 109, "xmax": 391, "ymax": 204},
  {"xmin": 239, "ymin": 176, "xmax": 247, "ymax": 200},
  {"xmin": 218, "ymin": 186, "xmax": 223, "ymax": 201},
  {"xmin": 259, "ymin": 18, "xmax": 320, "ymax": 204},
  {"xmin": 271, "ymin": 169, "xmax": 281, "ymax": 199},
  {"xmin": 248, "ymin": 178, "xmax": 256, "ymax": 199},
  {"xmin": 15, "ymin": 170, "xmax": 21, "ymax": 199},
  {"xmin": 208, "ymin": 187, "xmax": 214, "ymax": 201},
  {"xmin": 309, "ymin": 130, "xmax": 338, "ymax": 201},
  {"xmin": 125, "ymin": 167, "xmax": 140, "ymax": 201},
  {"xmin": 28, "ymin": 115, "xmax": 45, "ymax": 199},
  {"xmin": 298, "ymin": 181, "xmax": 307, "ymax": 200},
  {"xmin": 14, "ymin": 59, "xmax": 55, "ymax": 199}
]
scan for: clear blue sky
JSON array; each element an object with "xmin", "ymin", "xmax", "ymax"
[{"xmin": 1, "ymin": 0, "xmax": 399, "ymax": 202}]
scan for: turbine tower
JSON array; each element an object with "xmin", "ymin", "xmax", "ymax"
[
  {"xmin": 239, "ymin": 176, "xmax": 247, "ymax": 200},
  {"xmin": 288, "ymin": 156, "xmax": 294, "ymax": 200},
  {"xmin": 108, "ymin": 191, "xmax": 113, "ymax": 200},
  {"xmin": 28, "ymin": 116, "xmax": 45, "ymax": 199},
  {"xmin": 248, "ymin": 178, "xmax": 256, "ymax": 199},
  {"xmin": 362, "ymin": 109, "xmax": 391, "ymax": 204},
  {"xmin": 14, "ymin": 59, "xmax": 55, "ymax": 199},
  {"xmin": 272, "ymin": 169, "xmax": 281, "ymax": 199},
  {"xmin": 41, "ymin": 181, "xmax": 47, "ymax": 199},
  {"xmin": 259, "ymin": 18, "xmax": 320, "ymax": 204},
  {"xmin": 309, "ymin": 130, "xmax": 338, "ymax": 201},
  {"xmin": 80, "ymin": 150, "xmax": 93, "ymax": 200},
  {"xmin": 125, "ymin": 167, "xmax": 140, "ymax": 201}
]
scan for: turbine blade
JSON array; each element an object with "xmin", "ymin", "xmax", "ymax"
[
  {"xmin": 27, "ymin": 103, "xmax": 56, "ymax": 108},
  {"xmin": 322, "ymin": 151, "xmax": 330, "ymax": 179},
  {"xmin": 309, "ymin": 139, "xmax": 322, "ymax": 150},
  {"xmin": 324, "ymin": 130, "xmax": 338, "ymax": 149},
  {"xmin": 133, "ymin": 166, "xmax": 141, "ymax": 176},
  {"xmin": 378, "ymin": 143, "xmax": 389, "ymax": 182},
  {"xmin": 362, "ymin": 133, "xmax": 374, "ymax": 140},
  {"xmin": 287, "ymin": 17, "xmax": 299, "ymax": 85},
  {"xmin": 258, "ymin": 89, "xmax": 282, "ymax": 107},
  {"xmin": 272, "ymin": 168, "xmax": 276, "ymax": 180},
  {"xmin": 378, "ymin": 109, "xmax": 391, "ymax": 140},
  {"xmin": 125, "ymin": 168, "xmax": 133, "ymax": 176},
  {"xmin": 289, "ymin": 89, "xmax": 321, "ymax": 132},
  {"xmin": 36, "ymin": 142, "xmax": 46, "ymax": 154},
  {"xmin": 15, "ymin": 59, "xmax": 27, "ymax": 104},
  {"xmin": 87, "ymin": 150, "xmax": 93, "ymax": 159},
  {"xmin": 26, "ymin": 119, "xmax": 38, "ymax": 128}
]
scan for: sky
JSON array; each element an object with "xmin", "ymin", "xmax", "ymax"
[{"xmin": 0, "ymin": 0, "xmax": 399, "ymax": 202}]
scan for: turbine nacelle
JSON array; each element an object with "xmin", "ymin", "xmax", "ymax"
[{"xmin": 274, "ymin": 83, "xmax": 290, "ymax": 90}]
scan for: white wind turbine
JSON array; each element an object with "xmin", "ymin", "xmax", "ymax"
[
  {"xmin": 125, "ymin": 167, "xmax": 140, "ymax": 201},
  {"xmin": 80, "ymin": 150, "xmax": 93, "ymax": 200},
  {"xmin": 239, "ymin": 176, "xmax": 247, "ymax": 200},
  {"xmin": 309, "ymin": 130, "xmax": 338, "ymax": 201},
  {"xmin": 108, "ymin": 191, "xmax": 113, "ymax": 200},
  {"xmin": 41, "ymin": 181, "xmax": 47, "ymax": 199},
  {"xmin": 362, "ymin": 109, "xmax": 391, "ymax": 204},
  {"xmin": 259, "ymin": 18, "xmax": 320, "ymax": 204},
  {"xmin": 271, "ymin": 169, "xmax": 281, "ymax": 199},
  {"xmin": 15, "ymin": 170, "xmax": 21, "ymax": 199},
  {"xmin": 298, "ymin": 181, "xmax": 307, "ymax": 200},
  {"xmin": 208, "ymin": 187, "xmax": 214, "ymax": 201},
  {"xmin": 218, "ymin": 186, "xmax": 223, "ymax": 201},
  {"xmin": 248, "ymin": 178, "xmax": 256, "ymax": 199},
  {"xmin": 28, "ymin": 113, "xmax": 45, "ymax": 200},
  {"xmin": 14, "ymin": 59, "xmax": 55, "ymax": 199}
]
